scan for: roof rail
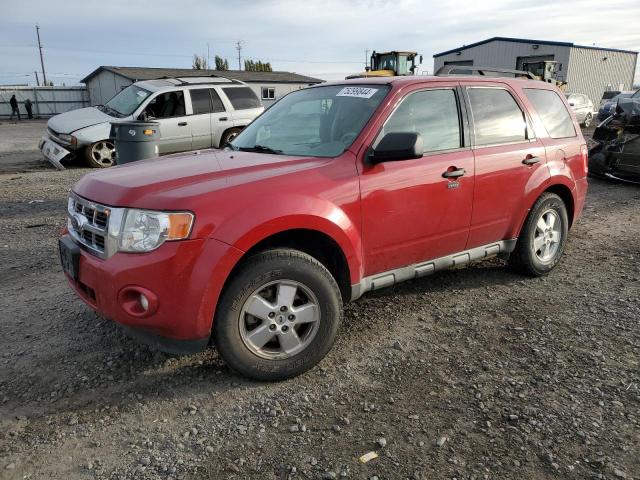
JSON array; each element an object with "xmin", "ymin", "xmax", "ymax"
[
  {"xmin": 435, "ymin": 65, "xmax": 536, "ymax": 80},
  {"xmin": 158, "ymin": 76, "xmax": 243, "ymax": 86}
]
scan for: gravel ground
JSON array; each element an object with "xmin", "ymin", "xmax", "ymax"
[{"xmin": 0, "ymin": 124, "xmax": 638, "ymax": 480}]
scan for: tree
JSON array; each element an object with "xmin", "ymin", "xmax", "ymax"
[
  {"xmin": 244, "ymin": 59, "xmax": 272, "ymax": 72},
  {"xmin": 215, "ymin": 55, "xmax": 229, "ymax": 71},
  {"xmin": 192, "ymin": 54, "xmax": 208, "ymax": 70}
]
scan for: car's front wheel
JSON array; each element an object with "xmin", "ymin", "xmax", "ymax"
[
  {"xmin": 509, "ymin": 192, "xmax": 569, "ymax": 276},
  {"xmin": 582, "ymin": 113, "xmax": 592, "ymax": 128},
  {"xmin": 84, "ymin": 140, "xmax": 116, "ymax": 168},
  {"xmin": 214, "ymin": 249, "xmax": 342, "ymax": 381}
]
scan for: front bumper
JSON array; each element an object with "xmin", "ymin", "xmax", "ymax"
[
  {"xmin": 39, "ymin": 135, "xmax": 72, "ymax": 170},
  {"xmin": 60, "ymin": 233, "xmax": 244, "ymax": 353}
]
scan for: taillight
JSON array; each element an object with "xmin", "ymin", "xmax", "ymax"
[{"xmin": 580, "ymin": 144, "xmax": 588, "ymax": 175}]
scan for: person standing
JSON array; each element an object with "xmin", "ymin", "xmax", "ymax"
[
  {"xmin": 9, "ymin": 94, "xmax": 21, "ymax": 121},
  {"xmin": 24, "ymin": 98, "xmax": 33, "ymax": 119}
]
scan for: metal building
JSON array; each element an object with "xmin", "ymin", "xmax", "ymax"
[
  {"xmin": 80, "ymin": 67, "xmax": 323, "ymax": 108},
  {"xmin": 433, "ymin": 37, "xmax": 638, "ymax": 106}
]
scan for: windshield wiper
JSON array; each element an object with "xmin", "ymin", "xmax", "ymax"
[{"xmin": 237, "ymin": 145, "xmax": 284, "ymax": 155}]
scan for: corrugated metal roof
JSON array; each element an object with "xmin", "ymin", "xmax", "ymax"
[
  {"xmin": 81, "ymin": 66, "xmax": 324, "ymax": 85},
  {"xmin": 433, "ymin": 37, "xmax": 638, "ymax": 58}
]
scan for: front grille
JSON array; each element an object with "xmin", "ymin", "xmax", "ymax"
[{"xmin": 67, "ymin": 193, "xmax": 112, "ymax": 258}]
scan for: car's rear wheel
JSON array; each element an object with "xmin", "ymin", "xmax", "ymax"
[
  {"xmin": 509, "ymin": 192, "xmax": 568, "ymax": 276},
  {"xmin": 220, "ymin": 128, "xmax": 242, "ymax": 147},
  {"xmin": 582, "ymin": 113, "xmax": 592, "ymax": 128},
  {"xmin": 213, "ymin": 248, "xmax": 342, "ymax": 381},
  {"xmin": 85, "ymin": 140, "xmax": 116, "ymax": 168}
]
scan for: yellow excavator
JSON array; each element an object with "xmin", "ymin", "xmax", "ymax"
[{"xmin": 346, "ymin": 50, "xmax": 423, "ymax": 79}]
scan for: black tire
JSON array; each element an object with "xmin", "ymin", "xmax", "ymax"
[
  {"xmin": 213, "ymin": 248, "xmax": 342, "ymax": 381},
  {"xmin": 220, "ymin": 127, "xmax": 242, "ymax": 147},
  {"xmin": 509, "ymin": 193, "xmax": 569, "ymax": 277},
  {"xmin": 581, "ymin": 113, "xmax": 592, "ymax": 128},
  {"xmin": 84, "ymin": 140, "xmax": 116, "ymax": 168}
]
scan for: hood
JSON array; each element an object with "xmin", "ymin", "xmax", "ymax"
[
  {"xmin": 72, "ymin": 149, "xmax": 330, "ymax": 209},
  {"xmin": 47, "ymin": 106, "xmax": 117, "ymax": 134}
]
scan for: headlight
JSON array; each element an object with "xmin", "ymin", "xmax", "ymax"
[
  {"xmin": 58, "ymin": 134, "xmax": 77, "ymax": 146},
  {"xmin": 118, "ymin": 209, "xmax": 194, "ymax": 253}
]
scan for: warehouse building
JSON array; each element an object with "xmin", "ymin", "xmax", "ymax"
[
  {"xmin": 81, "ymin": 66, "xmax": 323, "ymax": 107},
  {"xmin": 433, "ymin": 37, "xmax": 638, "ymax": 106}
]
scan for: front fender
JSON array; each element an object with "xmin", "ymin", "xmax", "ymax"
[
  {"xmin": 73, "ymin": 122, "xmax": 112, "ymax": 147},
  {"xmin": 211, "ymin": 193, "xmax": 363, "ymax": 284}
]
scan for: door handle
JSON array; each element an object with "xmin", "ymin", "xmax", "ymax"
[
  {"xmin": 219, "ymin": 117, "xmax": 228, "ymax": 121},
  {"xmin": 178, "ymin": 121, "xmax": 188, "ymax": 126},
  {"xmin": 442, "ymin": 167, "xmax": 466, "ymax": 179},
  {"xmin": 522, "ymin": 155, "xmax": 541, "ymax": 165}
]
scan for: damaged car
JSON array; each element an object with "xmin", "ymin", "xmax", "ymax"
[
  {"xmin": 589, "ymin": 93, "xmax": 640, "ymax": 184},
  {"xmin": 39, "ymin": 76, "xmax": 263, "ymax": 169}
]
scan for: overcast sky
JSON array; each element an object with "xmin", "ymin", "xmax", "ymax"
[{"xmin": 2, "ymin": 0, "xmax": 639, "ymax": 85}]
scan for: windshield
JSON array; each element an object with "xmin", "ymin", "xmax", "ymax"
[
  {"xmin": 230, "ymin": 84, "xmax": 390, "ymax": 158},
  {"xmin": 104, "ymin": 85, "xmax": 151, "ymax": 117},
  {"xmin": 633, "ymin": 90, "xmax": 640, "ymax": 99}
]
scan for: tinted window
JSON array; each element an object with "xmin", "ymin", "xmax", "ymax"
[
  {"xmin": 143, "ymin": 90, "xmax": 186, "ymax": 118},
  {"xmin": 524, "ymin": 89, "xmax": 576, "ymax": 139},
  {"xmin": 467, "ymin": 88, "xmax": 528, "ymax": 146},
  {"xmin": 382, "ymin": 89, "xmax": 460, "ymax": 153},
  {"xmin": 223, "ymin": 87, "xmax": 261, "ymax": 110},
  {"xmin": 190, "ymin": 89, "xmax": 212, "ymax": 115},
  {"xmin": 209, "ymin": 89, "xmax": 225, "ymax": 112}
]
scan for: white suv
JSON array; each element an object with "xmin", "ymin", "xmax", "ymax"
[{"xmin": 40, "ymin": 77, "xmax": 264, "ymax": 168}]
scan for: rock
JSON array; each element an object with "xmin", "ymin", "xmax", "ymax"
[
  {"xmin": 613, "ymin": 469, "xmax": 626, "ymax": 478},
  {"xmin": 324, "ymin": 472, "xmax": 337, "ymax": 479},
  {"xmin": 289, "ymin": 425, "xmax": 299, "ymax": 433},
  {"xmin": 436, "ymin": 436, "xmax": 447, "ymax": 447},
  {"xmin": 393, "ymin": 340, "xmax": 404, "ymax": 351},
  {"xmin": 376, "ymin": 437, "xmax": 387, "ymax": 448},
  {"xmin": 5, "ymin": 463, "xmax": 16, "ymax": 470},
  {"xmin": 140, "ymin": 456, "xmax": 151, "ymax": 466},
  {"xmin": 206, "ymin": 445, "xmax": 214, "ymax": 453}
]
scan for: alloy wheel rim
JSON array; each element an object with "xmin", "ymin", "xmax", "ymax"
[
  {"xmin": 92, "ymin": 141, "xmax": 115, "ymax": 166},
  {"xmin": 533, "ymin": 209, "xmax": 561, "ymax": 262},
  {"xmin": 239, "ymin": 280, "xmax": 320, "ymax": 360}
]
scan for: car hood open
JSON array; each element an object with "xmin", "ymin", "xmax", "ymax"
[{"xmin": 47, "ymin": 107, "xmax": 116, "ymax": 134}]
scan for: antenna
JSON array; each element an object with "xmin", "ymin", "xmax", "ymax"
[
  {"xmin": 236, "ymin": 40, "xmax": 243, "ymax": 70},
  {"xmin": 36, "ymin": 24, "xmax": 47, "ymax": 86}
]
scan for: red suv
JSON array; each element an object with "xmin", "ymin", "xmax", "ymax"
[{"xmin": 60, "ymin": 75, "xmax": 588, "ymax": 380}]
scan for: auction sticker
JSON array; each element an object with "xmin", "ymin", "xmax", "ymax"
[{"xmin": 336, "ymin": 87, "xmax": 378, "ymax": 98}]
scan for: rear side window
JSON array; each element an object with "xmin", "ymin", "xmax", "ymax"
[
  {"xmin": 223, "ymin": 87, "xmax": 261, "ymax": 110},
  {"xmin": 524, "ymin": 89, "xmax": 576, "ymax": 139},
  {"xmin": 209, "ymin": 89, "xmax": 225, "ymax": 112},
  {"xmin": 467, "ymin": 88, "xmax": 528, "ymax": 146},
  {"xmin": 190, "ymin": 89, "xmax": 212, "ymax": 114},
  {"xmin": 382, "ymin": 89, "xmax": 461, "ymax": 153}
]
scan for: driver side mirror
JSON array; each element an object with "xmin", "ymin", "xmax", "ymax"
[{"xmin": 369, "ymin": 132, "xmax": 423, "ymax": 163}]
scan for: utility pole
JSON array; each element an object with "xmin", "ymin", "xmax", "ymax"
[
  {"xmin": 365, "ymin": 49, "xmax": 369, "ymax": 70},
  {"xmin": 35, "ymin": 24, "xmax": 47, "ymax": 86},
  {"xmin": 207, "ymin": 43, "xmax": 210, "ymax": 69},
  {"xmin": 34, "ymin": 71, "xmax": 40, "ymax": 86},
  {"xmin": 236, "ymin": 41, "xmax": 243, "ymax": 70}
]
